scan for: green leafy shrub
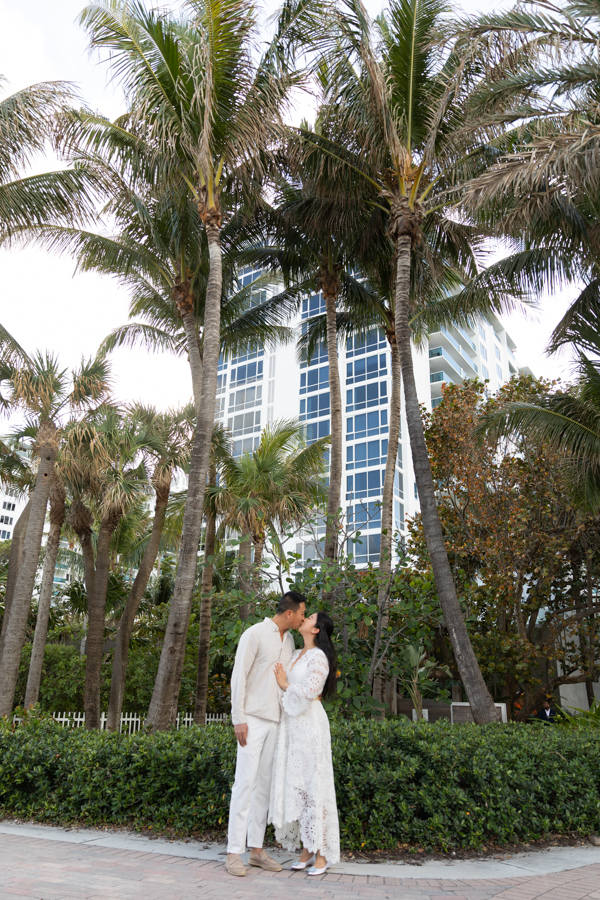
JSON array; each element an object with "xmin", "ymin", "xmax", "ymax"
[{"xmin": 1, "ymin": 716, "xmax": 599, "ymax": 849}]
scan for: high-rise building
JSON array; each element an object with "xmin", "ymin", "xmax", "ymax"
[
  {"xmin": 215, "ymin": 272, "xmax": 530, "ymax": 565},
  {"xmin": 0, "ymin": 487, "xmax": 25, "ymax": 543}
]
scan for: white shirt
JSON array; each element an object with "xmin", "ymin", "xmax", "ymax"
[{"xmin": 230, "ymin": 618, "xmax": 295, "ymax": 725}]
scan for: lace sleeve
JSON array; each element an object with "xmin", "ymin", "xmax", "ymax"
[{"xmin": 282, "ymin": 650, "xmax": 329, "ymax": 717}]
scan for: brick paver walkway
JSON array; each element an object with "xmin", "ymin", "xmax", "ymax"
[{"xmin": 1, "ymin": 832, "xmax": 599, "ymax": 900}]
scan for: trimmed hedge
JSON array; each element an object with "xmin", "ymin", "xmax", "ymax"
[{"xmin": 1, "ymin": 717, "xmax": 599, "ymax": 850}]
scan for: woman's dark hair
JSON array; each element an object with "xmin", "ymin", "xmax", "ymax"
[{"xmin": 313, "ymin": 612, "xmax": 337, "ymax": 700}]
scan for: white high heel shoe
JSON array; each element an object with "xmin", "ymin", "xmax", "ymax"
[
  {"xmin": 307, "ymin": 861, "xmax": 330, "ymax": 876},
  {"xmin": 291, "ymin": 854, "xmax": 315, "ymax": 870}
]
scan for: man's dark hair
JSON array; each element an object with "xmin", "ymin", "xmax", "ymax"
[{"xmin": 277, "ymin": 590, "xmax": 306, "ymax": 614}]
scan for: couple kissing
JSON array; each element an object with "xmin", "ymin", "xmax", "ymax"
[{"xmin": 226, "ymin": 591, "xmax": 340, "ymax": 877}]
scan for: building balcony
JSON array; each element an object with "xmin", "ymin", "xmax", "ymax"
[{"xmin": 429, "ymin": 369, "xmax": 454, "ymax": 398}]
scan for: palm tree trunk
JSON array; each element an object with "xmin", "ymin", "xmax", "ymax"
[
  {"xmin": 322, "ymin": 276, "xmax": 343, "ymax": 561},
  {"xmin": 379, "ymin": 336, "xmax": 401, "ymax": 581},
  {"xmin": 238, "ymin": 529, "xmax": 253, "ymax": 619},
  {"xmin": 182, "ymin": 311, "xmax": 204, "ymax": 417},
  {"xmin": 252, "ymin": 535, "xmax": 265, "ymax": 589},
  {"xmin": 0, "ymin": 498, "xmax": 31, "ymax": 662},
  {"xmin": 193, "ymin": 511, "xmax": 216, "ymax": 725},
  {"xmin": 373, "ymin": 336, "xmax": 401, "ymax": 708},
  {"xmin": 173, "ymin": 279, "xmax": 203, "ymax": 416},
  {"xmin": 393, "ymin": 231, "xmax": 497, "ymax": 724},
  {"xmin": 146, "ymin": 219, "xmax": 222, "ymax": 731},
  {"xmin": 67, "ymin": 500, "xmax": 96, "ymax": 601},
  {"xmin": 24, "ymin": 481, "xmax": 66, "ymax": 708},
  {"xmin": 106, "ymin": 482, "xmax": 171, "ymax": 731},
  {"xmin": 84, "ymin": 514, "xmax": 118, "ymax": 729},
  {"xmin": 0, "ymin": 423, "xmax": 58, "ymax": 717}
]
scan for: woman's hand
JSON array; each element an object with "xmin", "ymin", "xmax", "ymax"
[{"xmin": 274, "ymin": 662, "xmax": 289, "ymax": 691}]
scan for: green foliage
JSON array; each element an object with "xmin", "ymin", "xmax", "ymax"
[
  {"xmin": 556, "ymin": 701, "xmax": 600, "ymax": 729},
  {"xmin": 1, "ymin": 716, "xmax": 599, "ymax": 850},
  {"xmin": 290, "ymin": 555, "xmax": 446, "ymax": 714}
]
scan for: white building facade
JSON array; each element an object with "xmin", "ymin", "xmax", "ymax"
[
  {"xmin": 0, "ymin": 487, "xmax": 26, "ymax": 543},
  {"xmin": 216, "ymin": 269, "xmax": 530, "ymax": 565}
]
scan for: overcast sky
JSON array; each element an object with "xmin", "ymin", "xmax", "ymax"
[{"xmin": 0, "ymin": 0, "xmax": 577, "ymax": 417}]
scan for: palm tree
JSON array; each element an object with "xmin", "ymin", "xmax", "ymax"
[
  {"xmin": 0, "ymin": 351, "xmax": 111, "ymax": 718},
  {"xmin": 65, "ymin": 407, "xmax": 160, "ymax": 729},
  {"xmin": 71, "ymin": 0, "xmax": 304, "ymax": 728},
  {"xmin": 23, "ymin": 476, "xmax": 66, "ymax": 708},
  {"xmin": 106, "ymin": 404, "xmax": 192, "ymax": 731},
  {"xmin": 31, "ymin": 150, "xmax": 293, "ymax": 417},
  {"xmin": 309, "ymin": 0, "xmax": 529, "ymax": 721},
  {"xmin": 210, "ymin": 420, "xmax": 329, "ymax": 612},
  {"xmin": 0, "ymin": 438, "xmax": 33, "ymax": 660},
  {"xmin": 239, "ymin": 148, "xmax": 381, "ymax": 562},
  {"xmin": 480, "ymin": 318, "xmax": 600, "ymax": 512},
  {"xmin": 0, "ymin": 76, "xmax": 95, "ymax": 242},
  {"xmin": 457, "ymin": 0, "xmax": 600, "ymax": 219}
]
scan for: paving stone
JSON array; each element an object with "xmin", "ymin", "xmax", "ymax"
[{"xmin": 1, "ymin": 831, "xmax": 600, "ymax": 900}]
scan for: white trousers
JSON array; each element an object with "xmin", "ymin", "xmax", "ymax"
[{"xmin": 227, "ymin": 714, "xmax": 279, "ymax": 854}]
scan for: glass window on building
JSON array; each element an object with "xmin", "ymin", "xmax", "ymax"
[
  {"xmin": 230, "ymin": 360, "xmax": 263, "ymax": 386},
  {"xmin": 231, "ymin": 343, "xmax": 264, "ymax": 365},
  {"xmin": 233, "ymin": 436, "xmax": 260, "ymax": 457},
  {"xmin": 346, "ymin": 409, "xmax": 388, "ymax": 440},
  {"xmin": 300, "ymin": 365, "xmax": 329, "ymax": 394},
  {"xmin": 496, "ymin": 364, "xmax": 503, "ymax": 380},
  {"xmin": 300, "ymin": 391, "xmax": 330, "ymax": 420},
  {"xmin": 305, "ymin": 420, "xmax": 330, "ymax": 444},
  {"xmin": 346, "ymin": 439, "xmax": 388, "ymax": 470},
  {"xmin": 348, "ymin": 501, "xmax": 382, "ymax": 529},
  {"xmin": 481, "ymin": 344, "xmax": 488, "ymax": 361},
  {"xmin": 228, "ymin": 410, "xmax": 261, "ymax": 437},
  {"xmin": 495, "ymin": 344, "xmax": 501, "ymax": 360},
  {"xmin": 346, "ymin": 329, "xmax": 386, "ymax": 358},
  {"xmin": 346, "ymin": 353, "xmax": 387, "ymax": 384},
  {"xmin": 394, "ymin": 470, "xmax": 403, "ymax": 499},
  {"xmin": 302, "ymin": 292, "xmax": 326, "ymax": 319},
  {"xmin": 229, "ymin": 385, "xmax": 262, "ymax": 412},
  {"xmin": 349, "ymin": 532, "xmax": 381, "ymax": 564},
  {"xmin": 394, "ymin": 500, "xmax": 405, "ymax": 528},
  {"xmin": 346, "ymin": 381, "xmax": 388, "ymax": 412},
  {"xmin": 346, "ymin": 469, "xmax": 383, "ymax": 500},
  {"xmin": 482, "ymin": 365, "xmax": 489, "ymax": 379}
]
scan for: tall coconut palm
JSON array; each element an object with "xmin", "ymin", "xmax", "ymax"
[
  {"xmin": 309, "ymin": 0, "xmax": 534, "ymax": 721},
  {"xmin": 0, "ymin": 351, "xmax": 111, "ymax": 717},
  {"xmin": 106, "ymin": 404, "xmax": 192, "ymax": 731},
  {"xmin": 77, "ymin": 0, "xmax": 305, "ymax": 729},
  {"xmin": 65, "ymin": 406, "xmax": 160, "ymax": 728}
]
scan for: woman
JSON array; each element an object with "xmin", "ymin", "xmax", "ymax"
[{"xmin": 269, "ymin": 611, "xmax": 340, "ymax": 875}]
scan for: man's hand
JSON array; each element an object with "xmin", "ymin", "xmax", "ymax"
[{"xmin": 234, "ymin": 723, "xmax": 248, "ymax": 747}]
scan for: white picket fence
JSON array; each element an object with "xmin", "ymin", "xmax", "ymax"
[{"xmin": 49, "ymin": 711, "xmax": 228, "ymax": 734}]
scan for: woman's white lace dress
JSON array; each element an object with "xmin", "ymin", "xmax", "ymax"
[{"xmin": 269, "ymin": 648, "xmax": 340, "ymax": 865}]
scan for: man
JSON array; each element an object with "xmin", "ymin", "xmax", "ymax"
[
  {"xmin": 536, "ymin": 699, "xmax": 557, "ymax": 724},
  {"xmin": 226, "ymin": 591, "xmax": 306, "ymax": 877}
]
